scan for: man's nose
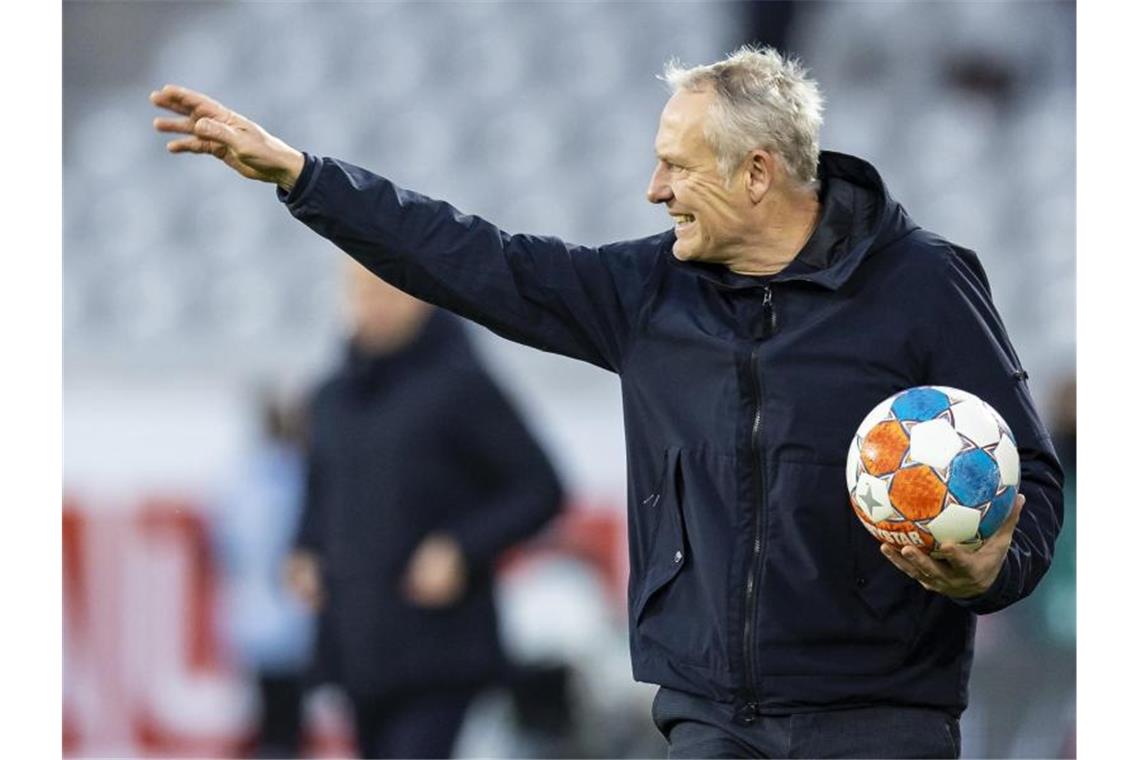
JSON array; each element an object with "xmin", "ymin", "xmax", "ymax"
[{"xmin": 646, "ymin": 164, "xmax": 672, "ymax": 204}]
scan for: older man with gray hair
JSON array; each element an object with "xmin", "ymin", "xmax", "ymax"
[{"xmin": 152, "ymin": 46, "xmax": 1062, "ymax": 759}]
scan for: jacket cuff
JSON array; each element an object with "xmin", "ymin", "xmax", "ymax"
[
  {"xmin": 277, "ymin": 153, "xmax": 322, "ymax": 207},
  {"xmin": 951, "ymin": 560, "xmax": 1017, "ymax": 614}
]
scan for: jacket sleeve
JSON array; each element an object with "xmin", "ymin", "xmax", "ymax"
[
  {"xmin": 439, "ymin": 369, "xmax": 564, "ymax": 569},
  {"xmin": 921, "ymin": 245, "xmax": 1065, "ymax": 615},
  {"xmin": 279, "ymin": 154, "xmax": 660, "ymax": 373}
]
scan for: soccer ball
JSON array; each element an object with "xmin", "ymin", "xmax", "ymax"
[{"xmin": 846, "ymin": 385, "xmax": 1019, "ymax": 553}]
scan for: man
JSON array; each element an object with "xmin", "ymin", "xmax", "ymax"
[
  {"xmin": 284, "ymin": 262, "xmax": 563, "ymax": 758},
  {"xmin": 152, "ymin": 46, "xmax": 1063, "ymax": 758}
]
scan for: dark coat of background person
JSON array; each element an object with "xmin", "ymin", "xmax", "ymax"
[{"xmin": 295, "ymin": 311, "xmax": 563, "ymax": 699}]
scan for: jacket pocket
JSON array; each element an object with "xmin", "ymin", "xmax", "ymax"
[
  {"xmin": 631, "ymin": 447, "xmax": 732, "ymax": 678},
  {"xmin": 632, "ymin": 448, "xmax": 686, "ymax": 624}
]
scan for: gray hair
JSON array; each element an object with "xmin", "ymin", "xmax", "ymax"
[{"xmin": 662, "ymin": 45, "xmax": 824, "ymax": 187}]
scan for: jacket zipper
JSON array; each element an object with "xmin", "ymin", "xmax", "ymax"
[{"xmin": 738, "ymin": 285, "xmax": 776, "ymax": 725}]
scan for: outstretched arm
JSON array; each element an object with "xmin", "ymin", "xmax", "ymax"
[
  {"xmin": 151, "ymin": 84, "xmax": 305, "ymax": 189},
  {"xmin": 152, "ymin": 85, "xmax": 663, "ymax": 372}
]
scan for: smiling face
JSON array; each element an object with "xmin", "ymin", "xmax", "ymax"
[{"xmin": 646, "ymin": 89, "xmax": 757, "ymax": 264}]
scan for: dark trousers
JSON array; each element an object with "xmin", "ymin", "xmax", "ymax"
[
  {"xmin": 348, "ymin": 688, "xmax": 475, "ymax": 759},
  {"xmin": 254, "ymin": 672, "xmax": 305, "ymax": 758},
  {"xmin": 652, "ymin": 687, "xmax": 961, "ymax": 759}
]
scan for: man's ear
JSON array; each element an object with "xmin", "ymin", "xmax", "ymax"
[{"xmin": 745, "ymin": 149, "xmax": 775, "ymax": 203}]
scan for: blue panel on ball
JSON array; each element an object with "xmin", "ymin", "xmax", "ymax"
[
  {"xmin": 980, "ymin": 487, "xmax": 1017, "ymax": 538},
  {"xmin": 891, "ymin": 387, "xmax": 951, "ymax": 422},
  {"xmin": 947, "ymin": 449, "xmax": 1000, "ymax": 507}
]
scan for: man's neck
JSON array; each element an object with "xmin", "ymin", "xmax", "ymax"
[{"xmin": 726, "ymin": 187, "xmax": 821, "ymax": 277}]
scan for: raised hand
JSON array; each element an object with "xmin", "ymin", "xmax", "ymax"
[
  {"xmin": 150, "ymin": 84, "xmax": 305, "ymax": 190},
  {"xmin": 880, "ymin": 493, "xmax": 1025, "ymax": 599}
]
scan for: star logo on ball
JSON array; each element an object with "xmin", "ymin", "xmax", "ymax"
[{"xmin": 860, "ymin": 481, "xmax": 882, "ymax": 511}]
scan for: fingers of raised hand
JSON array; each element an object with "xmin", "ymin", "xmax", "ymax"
[
  {"xmin": 153, "ymin": 107, "xmax": 243, "ymax": 155},
  {"xmin": 149, "ymin": 84, "xmax": 224, "ymax": 117},
  {"xmin": 193, "ymin": 117, "xmax": 221, "ymax": 136},
  {"xmin": 191, "ymin": 117, "xmax": 243, "ymax": 147},
  {"xmin": 153, "ymin": 116, "xmax": 195, "ymax": 135},
  {"xmin": 165, "ymin": 136, "xmax": 227, "ymax": 158},
  {"xmin": 149, "ymin": 87, "xmax": 196, "ymax": 116}
]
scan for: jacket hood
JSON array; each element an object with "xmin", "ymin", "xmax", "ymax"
[{"xmin": 669, "ymin": 151, "xmax": 917, "ymax": 291}]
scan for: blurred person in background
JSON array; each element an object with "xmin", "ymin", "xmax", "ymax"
[
  {"xmin": 152, "ymin": 43, "xmax": 1063, "ymax": 759},
  {"xmin": 285, "ymin": 261, "xmax": 563, "ymax": 759},
  {"xmin": 213, "ymin": 388, "xmax": 315, "ymax": 758}
]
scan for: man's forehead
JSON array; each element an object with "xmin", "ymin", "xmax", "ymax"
[{"xmin": 655, "ymin": 89, "xmax": 715, "ymax": 155}]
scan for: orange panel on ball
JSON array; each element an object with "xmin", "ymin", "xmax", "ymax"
[
  {"xmin": 889, "ymin": 466, "xmax": 947, "ymax": 522},
  {"xmin": 860, "ymin": 420, "xmax": 909, "ymax": 476},
  {"xmin": 854, "ymin": 512, "xmax": 936, "ymax": 550}
]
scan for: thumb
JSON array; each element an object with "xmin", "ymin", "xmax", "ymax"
[
  {"xmin": 994, "ymin": 493, "xmax": 1026, "ymax": 541},
  {"xmin": 194, "ymin": 117, "xmax": 238, "ymax": 146}
]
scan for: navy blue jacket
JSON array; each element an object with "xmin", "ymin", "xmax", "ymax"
[
  {"xmin": 297, "ymin": 313, "xmax": 562, "ymax": 696},
  {"xmin": 280, "ymin": 151, "xmax": 1063, "ymax": 717}
]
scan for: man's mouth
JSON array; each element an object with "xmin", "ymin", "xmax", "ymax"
[{"xmin": 671, "ymin": 213, "xmax": 695, "ymax": 231}]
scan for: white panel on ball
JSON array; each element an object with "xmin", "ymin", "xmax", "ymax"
[
  {"xmin": 932, "ymin": 385, "xmax": 969, "ymax": 403},
  {"xmin": 926, "ymin": 503, "xmax": 982, "ymax": 544},
  {"xmin": 846, "ymin": 437, "xmax": 862, "ymax": 492},
  {"xmin": 854, "ymin": 472, "xmax": 893, "ymax": 522},
  {"xmin": 907, "ymin": 418, "xmax": 963, "ymax": 470},
  {"xmin": 993, "ymin": 435, "xmax": 1020, "ymax": 487},
  {"xmin": 982, "ymin": 400, "xmax": 1013, "ymax": 435},
  {"xmin": 871, "ymin": 502, "xmax": 901, "ymax": 523},
  {"xmin": 950, "ymin": 398, "xmax": 1001, "ymax": 448}
]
